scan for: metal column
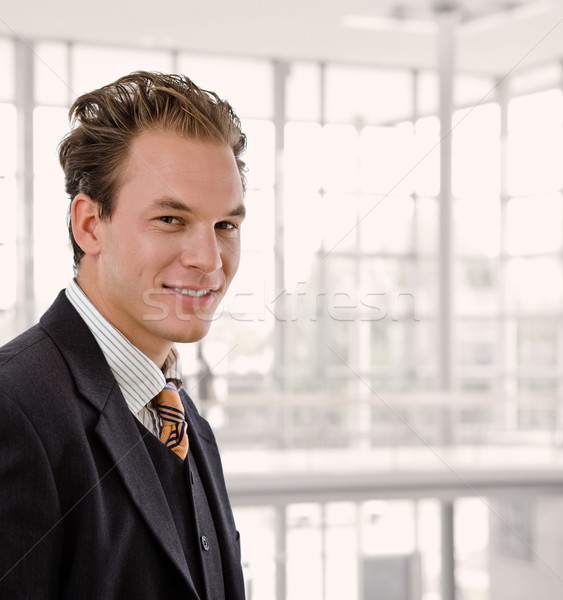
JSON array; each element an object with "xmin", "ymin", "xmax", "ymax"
[
  {"xmin": 273, "ymin": 61, "xmax": 288, "ymax": 391},
  {"xmin": 15, "ymin": 39, "xmax": 35, "ymax": 333},
  {"xmin": 275, "ymin": 504, "xmax": 287, "ymax": 600},
  {"xmin": 437, "ymin": 7, "xmax": 458, "ymax": 600},
  {"xmin": 441, "ymin": 500, "xmax": 456, "ymax": 600}
]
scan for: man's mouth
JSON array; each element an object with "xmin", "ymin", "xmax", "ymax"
[{"xmin": 170, "ymin": 287, "xmax": 211, "ymax": 298}]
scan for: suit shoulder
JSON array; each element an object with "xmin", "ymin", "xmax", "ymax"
[
  {"xmin": 0, "ymin": 324, "xmax": 63, "ymax": 386},
  {"xmin": 0, "ymin": 323, "xmax": 50, "ymax": 363}
]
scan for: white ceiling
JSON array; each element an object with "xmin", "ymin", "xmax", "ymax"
[{"xmin": 1, "ymin": 0, "xmax": 563, "ymax": 75}]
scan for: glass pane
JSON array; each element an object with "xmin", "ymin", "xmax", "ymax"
[
  {"xmin": 411, "ymin": 259, "xmax": 438, "ymax": 316},
  {"xmin": 287, "ymin": 504, "xmax": 323, "ymax": 600},
  {"xmin": 417, "ymin": 197, "xmax": 438, "ymax": 255},
  {"xmin": 285, "ymin": 190, "xmax": 321, "ymax": 287},
  {"xmin": 0, "ymin": 38, "xmax": 14, "ymax": 101},
  {"xmin": 203, "ymin": 311, "xmax": 274, "ymax": 383},
  {"xmin": 507, "ymin": 130, "xmax": 563, "ymax": 196},
  {"xmin": 414, "ymin": 116, "xmax": 440, "ymax": 197},
  {"xmin": 417, "ymin": 499, "xmax": 441, "ymax": 598},
  {"xmin": 505, "ymin": 257, "xmax": 562, "ymax": 313},
  {"xmin": 71, "ymin": 45, "xmax": 173, "ymax": 97},
  {"xmin": 0, "ymin": 104, "xmax": 17, "ymax": 175},
  {"xmin": 412, "ymin": 318, "xmax": 438, "ymax": 378},
  {"xmin": 360, "ymin": 257, "xmax": 413, "ymax": 296},
  {"xmin": 33, "ymin": 107, "xmax": 74, "ymax": 312},
  {"xmin": 285, "ymin": 121, "xmax": 322, "ymax": 191},
  {"xmin": 370, "ymin": 320, "xmax": 418, "ymax": 373},
  {"xmin": 287, "ymin": 62, "xmax": 320, "ymax": 121},
  {"xmin": 223, "ymin": 245, "xmax": 274, "ymax": 319},
  {"xmin": 241, "ymin": 119, "xmax": 275, "ymax": 190},
  {"xmin": 360, "ymin": 123, "xmax": 415, "ymax": 196},
  {"xmin": 361, "ymin": 500, "xmax": 416, "ymax": 555},
  {"xmin": 453, "ymin": 104, "xmax": 500, "ymax": 197},
  {"xmin": 241, "ymin": 188, "xmax": 274, "ymax": 253},
  {"xmin": 456, "ymin": 260, "xmax": 498, "ymax": 316},
  {"xmin": 178, "ymin": 54, "xmax": 273, "ymax": 119},
  {"xmin": 517, "ymin": 320, "xmax": 558, "ymax": 368},
  {"xmin": 0, "ymin": 105, "xmax": 18, "ymax": 314},
  {"xmin": 0, "ymin": 176, "xmax": 17, "ymax": 312},
  {"xmin": 455, "ymin": 498, "xmax": 490, "ymax": 600},
  {"xmin": 506, "ymin": 194, "xmax": 562, "ymax": 255},
  {"xmin": 325, "ymin": 503, "xmax": 358, "ymax": 600},
  {"xmin": 455, "ymin": 195, "xmax": 501, "ymax": 258},
  {"xmin": 508, "ymin": 89, "xmax": 563, "ymax": 133},
  {"xmin": 231, "ymin": 506, "xmax": 276, "ymax": 600},
  {"xmin": 417, "ymin": 71, "xmax": 438, "ymax": 116},
  {"xmin": 35, "ymin": 42, "xmax": 70, "ymax": 105},
  {"xmin": 322, "ymin": 124, "xmax": 359, "ymax": 193},
  {"xmin": 359, "ymin": 195, "xmax": 413, "ymax": 254},
  {"xmin": 321, "ymin": 193, "xmax": 358, "ymax": 252},
  {"xmin": 325, "ymin": 65, "xmax": 412, "ymax": 124},
  {"xmin": 457, "ymin": 320, "xmax": 496, "ymax": 366}
]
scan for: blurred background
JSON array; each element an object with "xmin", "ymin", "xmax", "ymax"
[{"xmin": 3, "ymin": 0, "xmax": 563, "ymax": 598}]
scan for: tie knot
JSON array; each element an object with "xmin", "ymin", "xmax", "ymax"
[
  {"xmin": 154, "ymin": 382, "xmax": 189, "ymax": 460},
  {"xmin": 154, "ymin": 382, "xmax": 184, "ymax": 420}
]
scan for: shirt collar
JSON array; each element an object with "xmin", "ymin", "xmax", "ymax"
[{"xmin": 66, "ymin": 279, "xmax": 183, "ymax": 414}]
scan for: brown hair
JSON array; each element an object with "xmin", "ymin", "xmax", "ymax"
[{"xmin": 58, "ymin": 71, "xmax": 247, "ymax": 267}]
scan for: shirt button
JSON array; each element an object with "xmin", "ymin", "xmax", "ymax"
[{"xmin": 201, "ymin": 535, "xmax": 210, "ymax": 551}]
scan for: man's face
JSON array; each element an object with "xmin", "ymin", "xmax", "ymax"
[{"xmin": 86, "ymin": 130, "xmax": 245, "ymax": 362}]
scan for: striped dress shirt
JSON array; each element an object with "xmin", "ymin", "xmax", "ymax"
[{"xmin": 66, "ymin": 279, "xmax": 183, "ymax": 437}]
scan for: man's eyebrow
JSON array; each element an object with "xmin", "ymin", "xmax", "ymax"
[
  {"xmin": 151, "ymin": 198, "xmax": 246, "ymax": 219},
  {"xmin": 152, "ymin": 198, "xmax": 195, "ymax": 214},
  {"xmin": 228, "ymin": 205, "xmax": 246, "ymax": 219}
]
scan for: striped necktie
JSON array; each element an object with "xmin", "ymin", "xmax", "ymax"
[{"xmin": 154, "ymin": 381, "xmax": 189, "ymax": 460}]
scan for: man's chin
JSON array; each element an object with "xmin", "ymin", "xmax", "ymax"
[{"xmin": 168, "ymin": 322, "xmax": 213, "ymax": 344}]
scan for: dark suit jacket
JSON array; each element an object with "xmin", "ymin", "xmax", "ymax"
[{"xmin": 0, "ymin": 291, "xmax": 245, "ymax": 599}]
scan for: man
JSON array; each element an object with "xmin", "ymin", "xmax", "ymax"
[{"xmin": 0, "ymin": 71, "xmax": 247, "ymax": 599}]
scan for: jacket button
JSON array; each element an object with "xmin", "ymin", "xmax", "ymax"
[{"xmin": 201, "ymin": 535, "xmax": 210, "ymax": 551}]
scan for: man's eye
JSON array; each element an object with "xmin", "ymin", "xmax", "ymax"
[
  {"xmin": 216, "ymin": 221, "xmax": 237, "ymax": 230},
  {"xmin": 160, "ymin": 216, "xmax": 181, "ymax": 224}
]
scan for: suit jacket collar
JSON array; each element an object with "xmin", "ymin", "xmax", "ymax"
[{"xmin": 39, "ymin": 291, "xmax": 200, "ymax": 596}]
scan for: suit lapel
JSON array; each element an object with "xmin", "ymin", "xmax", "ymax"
[{"xmin": 40, "ymin": 292, "xmax": 199, "ymax": 596}]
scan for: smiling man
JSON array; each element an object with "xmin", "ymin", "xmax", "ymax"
[{"xmin": 0, "ymin": 72, "xmax": 247, "ymax": 599}]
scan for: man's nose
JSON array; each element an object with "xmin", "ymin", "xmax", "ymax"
[{"xmin": 180, "ymin": 224, "xmax": 222, "ymax": 273}]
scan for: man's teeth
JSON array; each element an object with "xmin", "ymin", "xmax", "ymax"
[{"xmin": 173, "ymin": 288, "xmax": 208, "ymax": 297}]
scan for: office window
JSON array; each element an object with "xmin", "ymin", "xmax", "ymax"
[
  {"xmin": 0, "ymin": 38, "xmax": 14, "ymax": 101},
  {"xmin": 34, "ymin": 42, "xmax": 70, "ymax": 106},
  {"xmin": 71, "ymin": 45, "xmax": 174, "ymax": 96},
  {"xmin": 322, "ymin": 124, "xmax": 359, "ymax": 193},
  {"xmin": 453, "ymin": 103, "xmax": 501, "ymax": 198},
  {"xmin": 232, "ymin": 506, "xmax": 276, "ymax": 600},
  {"xmin": 507, "ymin": 90, "xmax": 563, "ymax": 196},
  {"xmin": 286, "ymin": 503, "xmax": 324, "ymax": 600},
  {"xmin": 360, "ymin": 124, "xmax": 415, "ymax": 196},
  {"xmin": 505, "ymin": 258, "xmax": 562, "ymax": 313},
  {"xmin": 506, "ymin": 194, "xmax": 562, "ymax": 256},
  {"xmin": 414, "ymin": 116, "xmax": 440, "ymax": 198},
  {"xmin": 177, "ymin": 54, "xmax": 273, "ymax": 120},
  {"xmin": 325, "ymin": 65, "xmax": 412, "ymax": 125},
  {"xmin": 286, "ymin": 62, "xmax": 321, "ymax": 122},
  {"xmin": 0, "ymin": 102, "xmax": 17, "ymax": 339},
  {"xmin": 33, "ymin": 106, "xmax": 73, "ymax": 314}
]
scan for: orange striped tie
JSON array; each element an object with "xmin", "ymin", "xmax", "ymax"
[{"xmin": 154, "ymin": 381, "xmax": 189, "ymax": 460}]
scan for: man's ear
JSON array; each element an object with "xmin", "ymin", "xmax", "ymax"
[{"xmin": 71, "ymin": 194, "xmax": 102, "ymax": 256}]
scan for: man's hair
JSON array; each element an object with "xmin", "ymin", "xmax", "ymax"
[{"xmin": 58, "ymin": 71, "xmax": 247, "ymax": 267}]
